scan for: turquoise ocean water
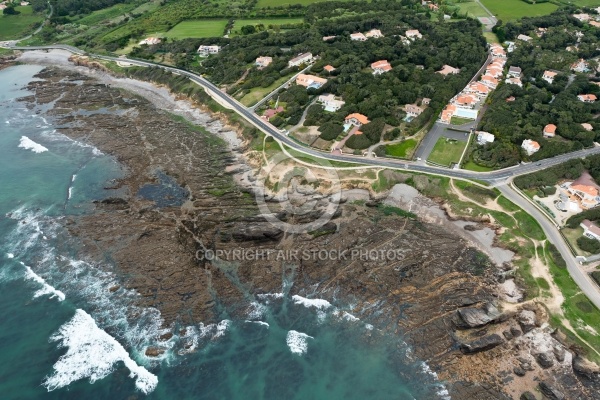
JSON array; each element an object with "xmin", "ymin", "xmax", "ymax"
[{"xmin": 0, "ymin": 65, "xmax": 448, "ymax": 399}]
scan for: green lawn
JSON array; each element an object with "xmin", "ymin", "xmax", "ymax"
[
  {"xmin": 458, "ymin": 1, "xmax": 489, "ymax": 18},
  {"xmin": 384, "ymin": 139, "xmax": 417, "ymax": 158},
  {"xmin": 568, "ymin": 0, "xmax": 600, "ymax": 6},
  {"xmin": 239, "ymin": 73, "xmax": 294, "ymax": 107},
  {"xmin": 480, "ymin": 0, "xmax": 558, "ymax": 21},
  {"xmin": 463, "ymin": 159, "xmax": 494, "ymax": 172},
  {"xmin": 427, "ymin": 137, "xmax": 467, "ymax": 166},
  {"xmin": 165, "ymin": 19, "xmax": 228, "ymax": 39},
  {"xmin": 483, "ymin": 31, "xmax": 500, "ymax": 44},
  {"xmin": 0, "ymin": 6, "xmax": 43, "ymax": 40}
]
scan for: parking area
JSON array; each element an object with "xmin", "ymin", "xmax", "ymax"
[{"xmin": 414, "ymin": 122, "xmax": 472, "ymax": 161}]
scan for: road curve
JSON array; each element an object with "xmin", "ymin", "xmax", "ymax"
[{"xmin": 9, "ymin": 44, "xmax": 600, "ymax": 312}]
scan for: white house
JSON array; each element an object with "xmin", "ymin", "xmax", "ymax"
[
  {"xmin": 521, "ymin": 139, "xmax": 540, "ymax": 155},
  {"xmin": 350, "ymin": 32, "xmax": 367, "ymax": 41},
  {"xmin": 318, "ymin": 94, "xmax": 345, "ymax": 112},
  {"xmin": 476, "ymin": 131, "xmax": 495, "ymax": 145},
  {"xmin": 578, "ymin": 94, "xmax": 597, "ymax": 103},
  {"xmin": 405, "ymin": 29, "xmax": 422, "ymax": 40},
  {"xmin": 517, "ymin": 34, "xmax": 532, "ymax": 42},
  {"xmin": 345, "ymin": 113, "xmax": 370, "ymax": 126},
  {"xmin": 581, "ymin": 220, "xmax": 600, "ymax": 241},
  {"xmin": 255, "ymin": 56, "xmax": 273, "ymax": 68},
  {"xmin": 437, "ymin": 65, "xmax": 460, "ymax": 76},
  {"xmin": 505, "ymin": 77, "xmax": 523, "ymax": 87},
  {"xmin": 365, "ymin": 29, "xmax": 384, "ymax": 38},
  {"xmin": 288, "ymin": 52, "xmax": 313, "ymax": 68},
  {"xmin": 508, "ymin": 66, "xmax": 522, "ymax": 78},
  {"xmin": 371, "ymin": 60, "xmax": 392, "ymax": 75},
  {"xmin": 542, "ymin": 70, "xmax": 557, "ymax": 84},
  {"xmin": 404, "ymin": 103, "xmax": 425, "ymax": 117},
  {"xmin": 139, "ymin": 37, "xmax": 161, "ymax": 45},
  {"xmin": 198, "ymin": 45, "xmax": 221, "ymax": 56}
]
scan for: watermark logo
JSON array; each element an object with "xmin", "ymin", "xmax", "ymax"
[{"xmin": 254, "ymin": 152, "xmax": 341, "ymax": 234}]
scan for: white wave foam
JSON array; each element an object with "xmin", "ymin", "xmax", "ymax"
[
  {"xmin": 257, "ymin": 292, "xmax": 283, "ymax": 300},
  {"xmin": 286, "ymin": 330, "xmax": 313, "ymax": 355},
  {"xmin": 19, "ymin": 136, "xmax": 48, "ymax": 153},
  {"xmin": 292, "ymin": 295, "xmax": 331, "ymax": 310},
  {"xmin": 43, "ymin": 309, "xmax": 158, "ymax": 394},
  {"xmin": 246, "ymin": 301, "xmax": 266, "ymax": 320},
  {"xmin": 245, "ymin": 320, "xmax": 269, "ymax": 328},
  {"xmin": 215, "ymin": 320, "xmax": 230, "ymax": 338},
  {"xmin": 6, "ymin": 253, "xmax": 14, "ymax": 259},
  {"xmin": 421, "ymin": 362, "xmax": 451, "ymax": 400},
  {"xmin": 365, "ymin": 324, "xmax": 374, "ymax": 330},
  {"xmin": 22, "ymin": 262, "xmax": 65, "ymax": 301},
  {"xmin": 342, "ymin": 312, "xmax": 359, "ymax": 322}
]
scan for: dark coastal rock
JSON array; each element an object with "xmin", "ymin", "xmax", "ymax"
[
  {"xmin": 535, "ymin": 352, "xmax": 555, "ymax": 369},
  {"xmin": 502, "ymin": 330, "xmax": 513, "ymax": 340},
  {"xmin": 573, "ymin": 355, "xmax": 600, "ymax": 381},
  {"xmin": 231, "ymin": 224, "xmax": 283, "ymax": 242},
  {"xmin": 510, "ymin": 327, "xmax": 522, "ymax": 337},
  {"xmin": 460, "ymin": 334, "xmax": 504, "ymax": 354},
  {"xmin": 513, "ymin": 366, "xmax": 526, "ymax": 377},
  {"xmin": 145, "ymin": 347, "xmax": 165, "ymax": 357},
  {"xmin": 539, "ymin": 382, "xmax": 565, "ymax": 400},
  {"xmin": 455, "ymin": 303, "xmax": 501, "ymax": 329},
  {"xmin": 519, "ymin": 392, "xmax": 536, "ymax": 400},
  {"xmin": 159, "ymin": 332, "xmax": 174, "ymax": 341},
  {"xmin": 518, "ymin": 310, "xmax": 537, "ymax": 333},
  {"xmin": 108, "ymin": 285, "xmax": 120, "ymax": 292},
  {"xmin": 99, "ymin": 197, "xmax": 128, "ymax": 205}
]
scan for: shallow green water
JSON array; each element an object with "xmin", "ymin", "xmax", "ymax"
[{"xmin": 0, "ymin": 65, "xmax": 447, "ymax": 399}]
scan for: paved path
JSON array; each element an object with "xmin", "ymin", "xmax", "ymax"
[
  {"xmin": 499, "ymin": 184, "xmax": 600, "ymax": 310},
  {"xmin": 249, "ymin": 64, "xmax": 312, "ymax": 110}
]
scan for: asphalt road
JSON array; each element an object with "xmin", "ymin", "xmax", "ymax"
[
  {"xmin": 10, "ymin": 45, "xmax": 600, "ymax": 311},
  {"xmin": 11, "ymin": 45, "xmax": 600, "ymax": 185},
  {"xmin": 499, "ymin": 184, "xmax": 600, "ymax": 310}
]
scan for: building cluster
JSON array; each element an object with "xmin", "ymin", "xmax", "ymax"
[
  {"xmin": 350, "ymin": 29, "xmax": 384, "ymax": 41},
  {"xmin": 439, "ymin": 43, "xmax": 509, "ymax": 124},
  {"xmin": 572, "ymin": 12, "xmax": 600, "ymax": 27},
  {"xmin": 556, "ymin": 172, "xmax": 600, "ymax": 214},
  {"xmin": 0, "ymin": 1, "xmax": 29, "ymax": 9},
  {"xmin": 197, "ymin": 45, "xmax": 221, "ymax": 57}
]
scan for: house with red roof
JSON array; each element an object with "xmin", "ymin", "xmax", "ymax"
[{"xmin": 543, "ymin": 124, "xmax": 557, "ymax": 138}]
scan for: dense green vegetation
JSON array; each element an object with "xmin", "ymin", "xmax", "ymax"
[
  {"xmin": 513, "ymin": 155, "xmax": 600, "ymax": 190},
  {"xmin": 475, "ymin": 10, "xmax": 600, "ymax": 169}
]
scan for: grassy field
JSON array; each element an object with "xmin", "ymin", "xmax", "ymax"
[
  {"xmin": 566, "ymin": 0, "xmax": 600, "ymax": 6},
  {"xmin": 256, "ymin": 0, "xmax": 336, "ymax": 7},
  {"xmin": 483, "ymin": 31, "xmax": 500, "ymax": 44},
  {"xmin": 458, "ymin": 1, "xmax": 489, "ymax": 18},
  {"xmin": 165, "ymin": 19, "xmax": 228, "ymax": 39},
  {"xmin": 231, "ymin": 18, "xmax": 304, "ymax": 34},
  {"xmin": 427, "ymin": 137, "xmax": 467, "ymax": 166},
  {"xmin": 450, "ymin": 116, "xmax": 473, "ymax": 126},
  {"xmin": 0, "ymin": 6, "xmax": 43, "ymax": 40},
  {"xmin": 239, "ymin": 74, "xmax": 293, "ymax": 107},
  {"xmin": 384, "ymin": 139, "xmax": 417, "ymax": 158},
  {"xmin": 76, "ymin": 3, "xmax": 136, "ymax": 25},
  {"xmin": 480, "ymin": 0, "xmax": 558, "ymax": 21}
]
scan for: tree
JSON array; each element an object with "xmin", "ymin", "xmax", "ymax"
[
  {"xmin": 241, "ymin": 25, "xmax": 256, "ymax": 35},
  {"xmin": 3, "ymin": 6, "xmax": 20, "ymax": 15},
  {"xmin": 318, "ymin": 122, "xmax": 343, "ymax": 140}
]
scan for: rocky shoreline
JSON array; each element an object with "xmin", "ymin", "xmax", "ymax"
[{"xmin": 12, "ymin": 51, "xmax": 600, "ymax": 399}]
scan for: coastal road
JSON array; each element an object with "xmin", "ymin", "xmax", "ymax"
[
  {"xmin": 10, "ymin": 44, "xmax": 600, "ymax": 311},
  {"xmin": 9, "ymin": 46, "xmax": 600, "ymax": 185},
  {"xmin": 498, "ymin": 184, "xmax": 600, "ymax": 310}
]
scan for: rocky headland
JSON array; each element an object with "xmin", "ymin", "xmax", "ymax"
[{"xmin": 13, "ymin": 51, "xmax": 600, "ymax": 399}]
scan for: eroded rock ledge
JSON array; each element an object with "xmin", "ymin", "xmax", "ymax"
[{"xmin": 20, "ymin": 66, "xmax": 600, "ymax": 399}]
